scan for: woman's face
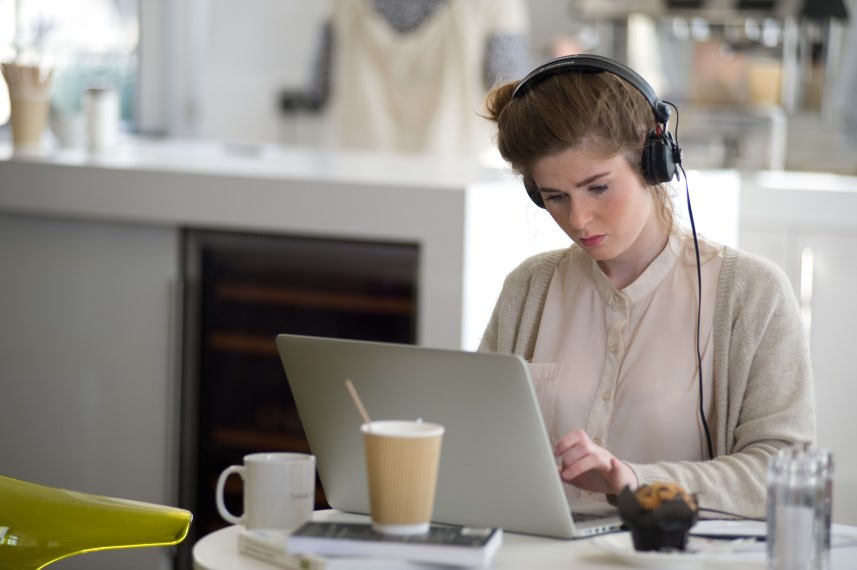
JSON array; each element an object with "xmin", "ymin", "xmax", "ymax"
[{"xmin": 531, "ymin": 144, "xmax": 663, "ymax": 268}]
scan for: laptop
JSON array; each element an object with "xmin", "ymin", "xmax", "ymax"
[{"xmin": 276, "ymin": 333, "xmax": 622, "ymax": 539}]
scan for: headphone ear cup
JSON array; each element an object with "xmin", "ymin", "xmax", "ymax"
[
  {"xmin": 641, "ymin": 131, "xmax": 678, "ymax": 184},
  {"xmin": 524, "ymin": 176, "xmax": 545, "ymax": 208}
]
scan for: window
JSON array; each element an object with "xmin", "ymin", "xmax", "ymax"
[{"xmin": 0, "ymin": 0, "xmax": 138, "ymax": 128}]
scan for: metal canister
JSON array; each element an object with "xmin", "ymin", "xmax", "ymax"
[{"xmin": 767, "ymin": 442, "xmax": 833, "ymax": 570}]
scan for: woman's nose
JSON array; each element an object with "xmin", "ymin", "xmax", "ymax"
[{"xmin": 569, "ymin": 199, "xmax": 592, "ymax": 230}]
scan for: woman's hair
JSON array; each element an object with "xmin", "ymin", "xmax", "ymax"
[{"xmin": 485, "ymin": 70, "xmax": 675, "ymax": 231}]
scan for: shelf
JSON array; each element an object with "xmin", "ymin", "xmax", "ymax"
[
  {"xmin": 213, "ymin": 427, "xmax": 311, "ymax": 453},
  {"xmin": 208, "ymin": 333, "xmax": 279, "ymax": 356},
  {"xmin": 216, "ymin": 283, "xmax": 414, "ymax": 315}
]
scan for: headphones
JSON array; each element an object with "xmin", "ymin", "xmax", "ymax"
[{"xmin": 512, "ymin": 54, "xmax": 682, "ymax": 208}]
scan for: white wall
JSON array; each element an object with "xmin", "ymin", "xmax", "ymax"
[
  {"xmin": 198, "ymin": 1, "xmax": 327, "ymax": 143},
  {"xmin": 139, "ymin": 0, "xmax": 327, "ymax": 141},
  {"xmin": 146, "ymin": 0, "xmax": 585, "ymax": 145}
]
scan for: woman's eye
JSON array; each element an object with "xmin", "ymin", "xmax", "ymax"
[
  {"xmin": 590, "ymin": 184, "xmax": 608, "ymax": 194},
  {"xmin": 543, "ymin": 193, "xmax": 566, "ymax": 203}
]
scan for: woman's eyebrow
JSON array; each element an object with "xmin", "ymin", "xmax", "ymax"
[
  {"xmin": 537, "ymin": 171, "xmax": 610, "ymax": 193},
  {"xmin": 575, "ymin": 172, "xmax": 609, "ymax": 187}
]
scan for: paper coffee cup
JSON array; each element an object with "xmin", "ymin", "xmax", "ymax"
[
  {"xmin": 9, "ymin": 96, "xmax": 49, "ymax": 153},
  {"xmin": 2, "ymin": 63, "xmax": 52, "ymax": 154},
  {"xmin": 362, "ymin": 420, "xmax": 444, "ymax": 535}
]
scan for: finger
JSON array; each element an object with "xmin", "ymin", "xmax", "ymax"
[
  {"xmin": 557, "ymin": 436, "xmax": 602, "ymax": 469},
  {"xmin": 560, "ymin": 451, "xmax": 612, "ymax": 483},
  {"xmin": 554, "ymin": 429, "xmax": 589, "ymax": 456},
  {"xmin": 559, "ymin": 443, "xmax": 614, "ymax": 476}
]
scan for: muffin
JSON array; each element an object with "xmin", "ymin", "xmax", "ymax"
[{"xmin": 616, "ymin": 482, "xmax": 699, "ymax": 552}]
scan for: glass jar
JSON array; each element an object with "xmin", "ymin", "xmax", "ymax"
[{"xmin": 767, "ymin": 442, "xmax": 833, "ymax": 570}]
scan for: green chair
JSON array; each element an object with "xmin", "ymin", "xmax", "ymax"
[{"xmin": 0, "ymin": 474, "xmax": 192, "ymax": 569}]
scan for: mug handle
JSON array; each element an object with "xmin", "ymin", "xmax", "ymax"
[{"xmin": 215, "ymin": 465, "xmax": 244, "ymax": 525}]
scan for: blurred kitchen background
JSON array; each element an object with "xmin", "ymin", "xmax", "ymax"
[
  {"xmin": 1, "ymin": 0, "xmax": 855, "ymax": 173},
  {"xmin": 2, "ymin": 2, "xmax": 857, "ymax": 570}
]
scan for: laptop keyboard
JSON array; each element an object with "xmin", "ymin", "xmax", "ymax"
[{"xmin": 571, "ymin": 511, "xmax": 611, "ymax": 522}]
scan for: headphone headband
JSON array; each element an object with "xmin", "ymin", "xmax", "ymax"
[
  {"xmin": 511, "ymin": 53, "xmax": 681, "ymax": 201},
  {"xmin": 512, "ymin": 54, "xmax": 671, "ymax": 125}
]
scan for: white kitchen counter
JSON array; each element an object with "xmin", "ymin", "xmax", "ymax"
[
  {"xmin": 0, "ymin": 139, "xmax": 571, "ymax": 350},
  {"xmin": 0, "ymin": 139, "xmax": 509, "ymax": 245}
]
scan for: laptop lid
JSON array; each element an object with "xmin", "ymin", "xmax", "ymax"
[{"xmin": 276, "ymin": 334, "xmax": 618, "ymax": 539}]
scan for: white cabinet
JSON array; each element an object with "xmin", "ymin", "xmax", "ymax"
[
  {"xmin": 0, "ymin": 213, "xmax": 181, "ymax": 570},
  {"xmin": 794, "ymin": 232, "xmax": 857, "ymax": 527},
  {"xmin": 739, "ymin": 173, "xmax": 857, "ymax": 525}
]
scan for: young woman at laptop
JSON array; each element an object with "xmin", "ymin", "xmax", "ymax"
[{"xmin": 478, "ymin": 55, "xmax": 814, "ymax": 519}]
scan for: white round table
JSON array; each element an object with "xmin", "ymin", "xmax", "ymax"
[{"xmin": 193, "ymin": 511, "xmax": 857, "ymax": 570}]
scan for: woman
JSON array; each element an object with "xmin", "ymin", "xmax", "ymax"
[{"xmin": 479, "ymin": 55, "xmax": 815, "ymax": 518}]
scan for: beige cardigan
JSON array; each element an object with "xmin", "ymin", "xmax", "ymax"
[{"xmin": 478, "ymin": 245, "xmax": 816, "ymax": 518}]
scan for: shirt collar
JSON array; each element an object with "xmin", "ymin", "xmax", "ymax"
[{"xmin": 585, "ymin": 232, "xmax": 679, "ymax": 305}]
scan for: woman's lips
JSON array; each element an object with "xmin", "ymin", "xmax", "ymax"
[{"xmin": 578, "ymin": 235, "xmax": 606, "ymax": 248}]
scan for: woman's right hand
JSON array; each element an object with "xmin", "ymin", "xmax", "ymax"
[{"xmin": 554, "ymin": 429, "xmax": 637, "ymax": 495}]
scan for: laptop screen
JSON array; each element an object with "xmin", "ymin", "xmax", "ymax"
[{"xmin": 276, "ymin": 333, "xmax": 612, "ymax": 538}]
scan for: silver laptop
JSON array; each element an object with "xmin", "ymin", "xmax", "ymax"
[{"xmin": 276, "ymin": 333, "xmax": 622, "ymax": 539}]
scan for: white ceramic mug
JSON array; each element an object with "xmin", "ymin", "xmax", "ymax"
[{"xmin": 215, "ymin": 452, "xmax": 315, "ymax": 530}]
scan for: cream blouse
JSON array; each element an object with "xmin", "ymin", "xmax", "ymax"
[
  {"xmin": 530, "ymin": 230, "xmax": 724, "ymax": 501},
  {"xmin": 327, "ymin": 0, "xmax": 528, "ymax": 157}
]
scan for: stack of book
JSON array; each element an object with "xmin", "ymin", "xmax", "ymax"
[{"xmin": 238, "ymin": 521, "xmax": 503, "ymax": 569}]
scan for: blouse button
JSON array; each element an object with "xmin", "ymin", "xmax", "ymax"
[
  {"xmin": 608, "ymin": 344, "xmax": 618, "ymax": 353},
  {"xmin": 592, "ymin": 437, "xmax": 602, "ymax": 446},
  {"xmin": 602, "ymin": 391, "xmax": 611, "ymax": 401}
]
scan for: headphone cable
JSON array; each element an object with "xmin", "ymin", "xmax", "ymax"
[
  {"xmin": 666, "ymin": 100, "xmax": 714, "ymax": 461},
  {"xmin": 697, "ymin": 507, "xmax": 765, "ymax": 521}
]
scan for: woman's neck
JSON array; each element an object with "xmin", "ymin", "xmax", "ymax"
[{"xmin": 598, "ymin": 217, "xmax": 670, "ymax": 290}]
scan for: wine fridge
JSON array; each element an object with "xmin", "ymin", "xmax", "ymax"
[{"xmin": 176, "ymin": 229, "xmax": 419, "ymax": 568}]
